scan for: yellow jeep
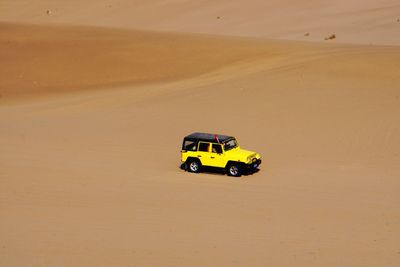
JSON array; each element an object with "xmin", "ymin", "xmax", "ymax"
[{"xmin": 181, "ymin": 132, "xmax": 261, "ymax": 177}]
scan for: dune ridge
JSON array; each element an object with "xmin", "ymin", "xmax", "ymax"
[
  {"xmin": 0, "ymin": 22, "xmax": 279, "ymax": 99},
  {"xmin": 2, "ymin": 22, "xmax": 399, "ymax": 101},
  {"xmin": 1, "ymin": 0, "xmax": 400, "ymax": 45}
]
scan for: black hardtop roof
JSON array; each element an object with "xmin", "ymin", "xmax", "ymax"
[{"xmin": 184, "ymin": 132, "xmax": 234, "ymax": 143}]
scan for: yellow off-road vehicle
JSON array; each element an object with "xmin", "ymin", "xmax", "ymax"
[{"xmin": 181, "ymin": 132, "xmax": 261, "ymax": 177}]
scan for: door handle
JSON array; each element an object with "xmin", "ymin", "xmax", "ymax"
[
  {"xmin": 210, "ymin": 156, "xmax": 215, "ymax": 159},
  {"xmin": 197, "ymin": 155, "xmax": 202, "ymax": 157}
]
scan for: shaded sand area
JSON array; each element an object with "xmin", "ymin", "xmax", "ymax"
[
  {"xmin": 0, "ymin": 23, "xmax": 274, "ymax": 99},
  {"xmin": 1, "ymin": 21, "xmax": 400, "ymax": 266}
]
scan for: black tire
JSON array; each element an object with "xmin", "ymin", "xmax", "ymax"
[
  {"xmin": 227, "ymin": 163, "xmax": 242, "ymax": 177},
  {"xmin": 186, "ymin": 159, "xmax": 201, "ymax": 173}
]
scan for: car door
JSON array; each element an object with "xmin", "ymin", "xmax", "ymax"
[
  {"xmin": 210, "ymin": 143, "xmax": 225, "ymax": 168},
  {"xmin": 197, "ymin": 142, "xmax": 212, "ymax": 166}
]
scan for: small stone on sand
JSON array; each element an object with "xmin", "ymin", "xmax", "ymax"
[{"xmin": 324, "ymin": 34, "xmax": 336, "ymax": 40}]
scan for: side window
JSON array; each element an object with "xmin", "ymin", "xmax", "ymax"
[
  {"xmin": 183, "ymin": 140, "xmax": 197, "ymax": 151},
  {"xmin": 212, "ymin": 144, "xmax": 223, "ymax": 154},
  {"xmin": 198, "ymin": 142, "xmax": 210, "ymax": 152}
]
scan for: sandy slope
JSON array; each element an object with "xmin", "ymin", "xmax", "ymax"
[
  {"xmin": 0, "ymin": 23, "xmax": 277, "ymax": 99},
  {"xmin": 1, "ymin": 0, "xmax": 400, "ymax": 44},
  {"xmin": 1, "ymin": 19, "xmax": 400, "ymax": 267}
]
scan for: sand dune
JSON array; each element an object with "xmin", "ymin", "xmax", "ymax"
[
  {"xmin": 0, "ymin": 23, "xmax": 277, "ymax": 99},
  {"xmin": 1, "ymin": 21, "xmax": 400, "ymax": 266},
  {"xmin": 1, "ymin": 0, "xmax": 400, "ymax": 44},
  {"xmin": 1, "ymin": 1, "xmax": 400, "ymax": 266}
]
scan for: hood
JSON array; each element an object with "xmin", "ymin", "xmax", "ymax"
[{"xmin": 225, "ymin": 147, "xmax": 258, "ymax": 162}]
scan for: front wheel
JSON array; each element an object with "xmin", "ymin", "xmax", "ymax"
[
  {"xmin": 227, "ymin": 163, "xmax": 242, "ymax": 177},
  {"xmin": 187, "ymin": 159, "xmax": 201, "ymax": 173}
]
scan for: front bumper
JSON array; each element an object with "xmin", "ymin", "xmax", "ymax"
[{"xmin": 246, "ymin": 159, "xmax": 262, "ymax": 170}]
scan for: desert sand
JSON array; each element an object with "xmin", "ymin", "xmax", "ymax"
[
  {"xmin": 1, "ymin": 0, "xmax": 400, "ymax": 45},
  {"xmin": 1, "ymin": 1, "xmax": 399, "ymax": 267}
]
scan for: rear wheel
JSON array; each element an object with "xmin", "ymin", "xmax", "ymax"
[
  {"xmin": 227, "ymin": 163, "xmax": 242, "ymax": 177},
  {"xmin": 187, "ymin": 159, "xmax": 201, "ymax": 173}
]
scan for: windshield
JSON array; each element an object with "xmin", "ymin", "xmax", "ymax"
[{"xmin": 223, "ymin": 139, "xmax": 238, "ymax": 151}]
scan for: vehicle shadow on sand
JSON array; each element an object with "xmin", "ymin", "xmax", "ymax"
[{"xmin": 180, "ymin": 164, "xmax": 260, "ymax": 177}]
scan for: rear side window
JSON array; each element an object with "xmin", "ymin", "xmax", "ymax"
[
  {"xmin": 212, "ymin": 144, "xmax": 223, "ymax": 153},
  {"xmin": 182, "ymin": 140, "xmax": 197, "ymax": 151},
  {"xmin": 198, "ymin": 142, "xmax": 210, "ymax": 152}
]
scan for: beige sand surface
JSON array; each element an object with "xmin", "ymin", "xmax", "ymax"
[
  {"xmin": 1, "ymin": 1, "xmax": 400, "ymax": 267},
  {"xmin": 1, "ymin": 0, "xmax": 400, "ymax": 44}
]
